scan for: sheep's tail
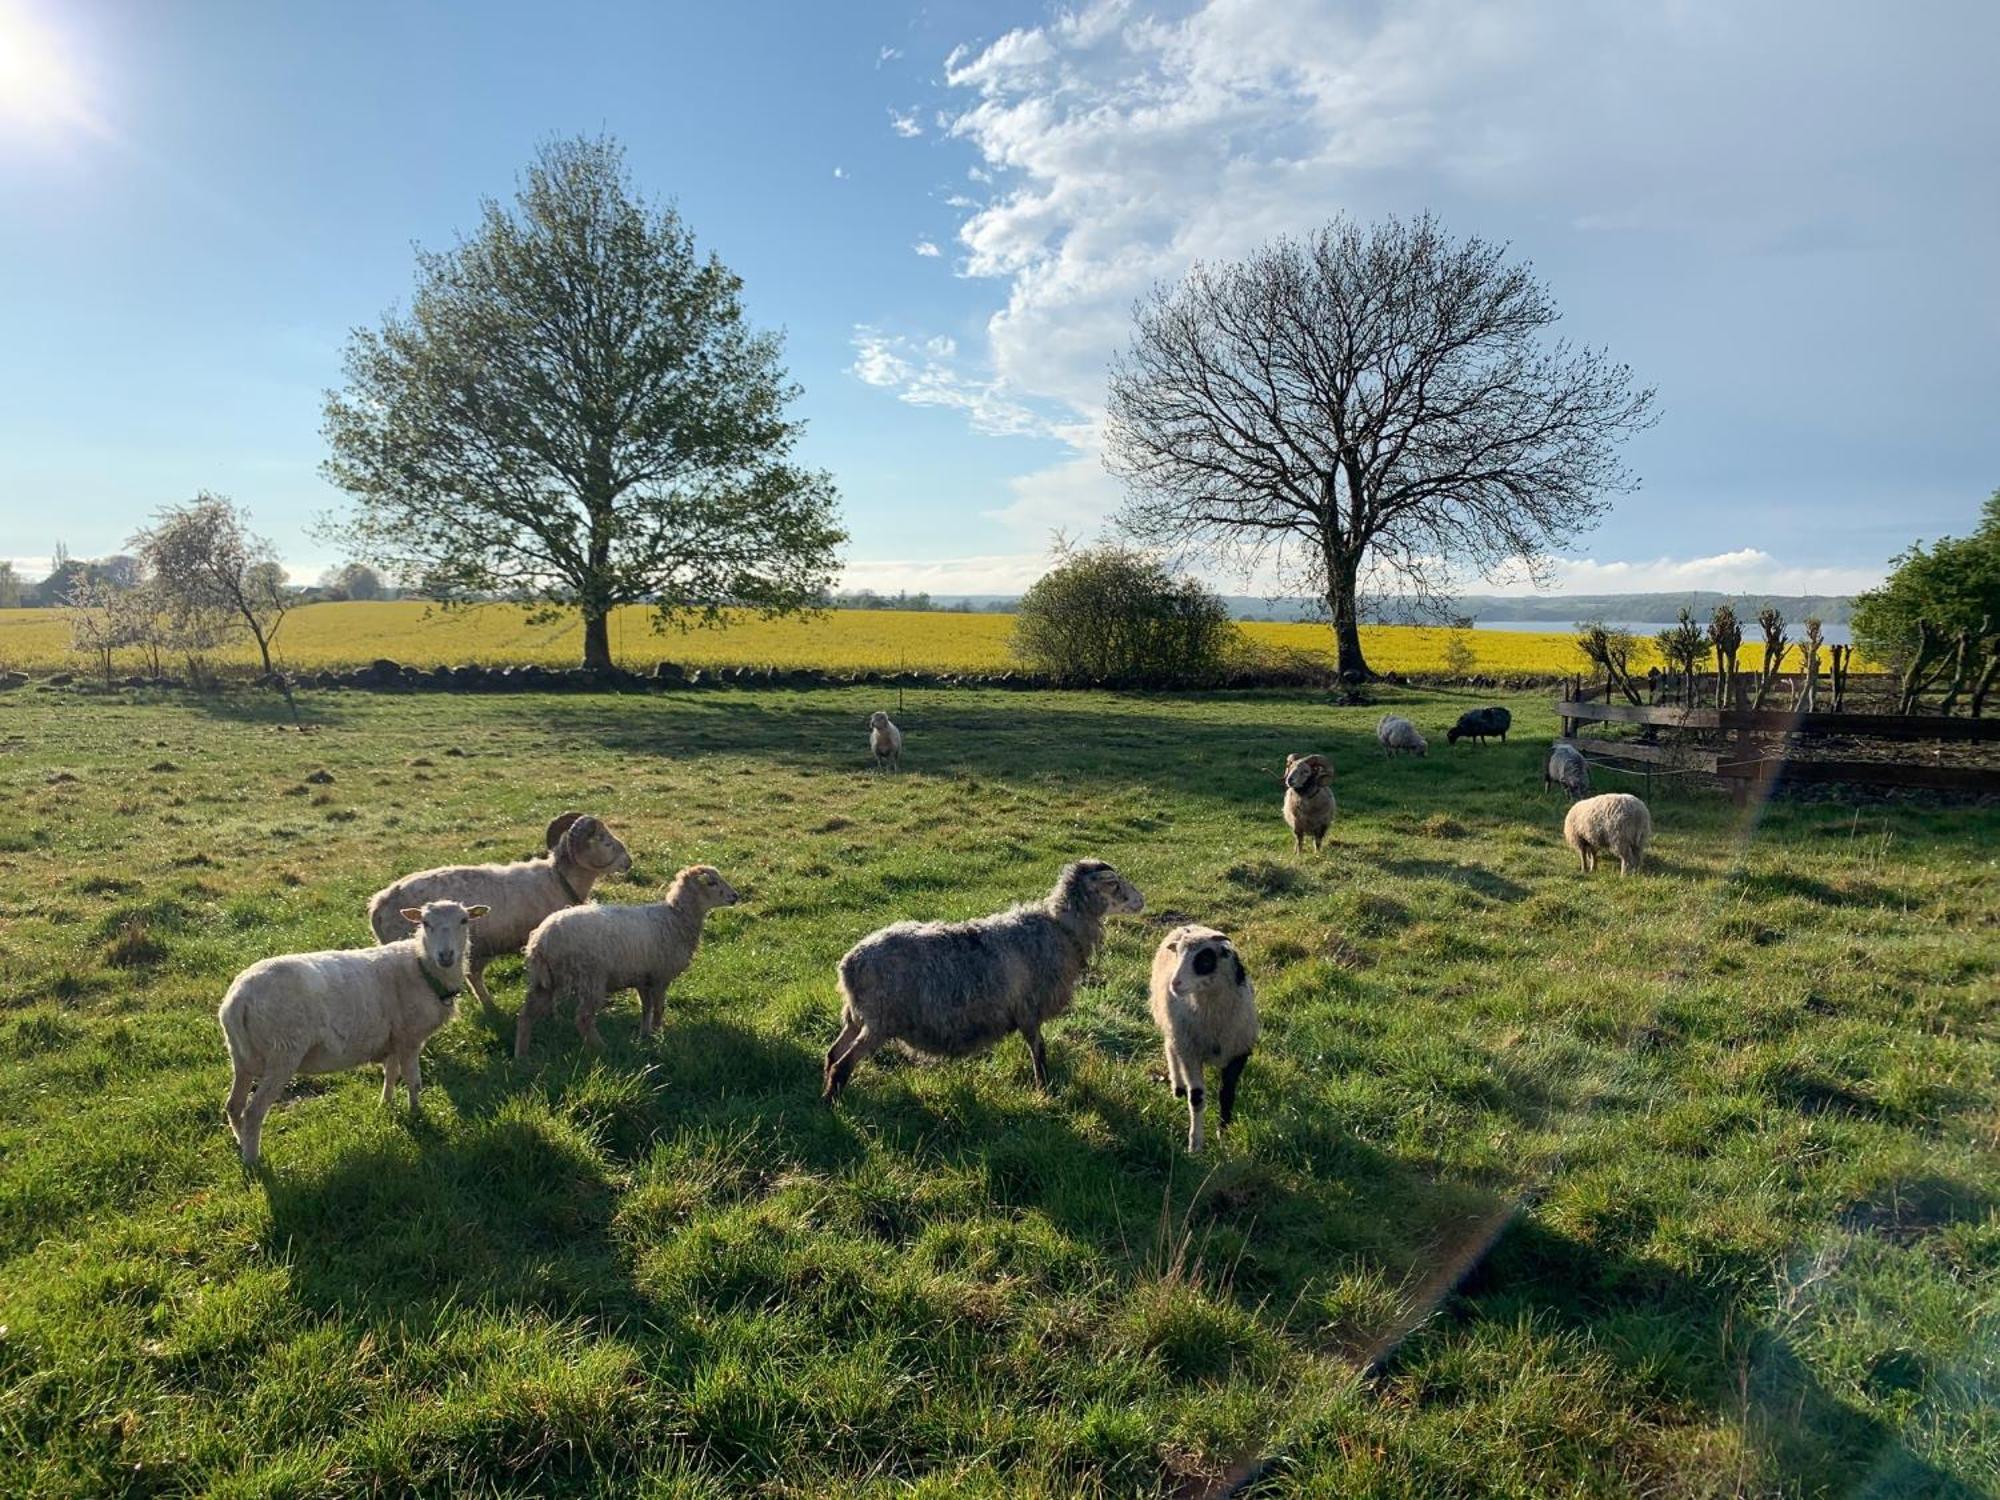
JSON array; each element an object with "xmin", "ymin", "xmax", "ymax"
[{"xmin": 217, "ymin": 982, "xmax": 255, "ymax": 1063}]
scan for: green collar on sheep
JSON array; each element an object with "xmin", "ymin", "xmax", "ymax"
[
  {"xmin": 554, "ymin": 865, "xmax": 585, "ymax": 904},
  {"xmin": 416, "ymin": 958, "xmax": 461, "ymax": 1005}
]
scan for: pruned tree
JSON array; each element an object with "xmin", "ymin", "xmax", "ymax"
[
  {"xmin": 131, "ymin": 494, "xmax": 292, "ymax": 675},
  {"xmin": 1575, "ymin": 620, "xmax": 1642, "ymax": 705},
  {"xmin": 1108, "ymin": 214, "xmax": 1654, "ymax": 678},
  {"xmin": 1708, "ymin": 605, "xmax": 1743, "ymax": 707},
  {"xmin": 1799, "ymin": 617, "xmax": 1825, "ymax": 712},
  {"xmin": 1654, "ymin": 608, "xmax": 1711, "ymax": 708},
  {"xmin": 1750, "ymin": 608, "xmax": 1789, "ymax": 710},
  {"xmin": 321, "ymin": 135, "xmax": 846, "ymax": 670}
]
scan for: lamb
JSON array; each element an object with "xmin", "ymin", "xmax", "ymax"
[
  {"xmin": 1149, "ymin": 926, "xmax": 1257, "ymax": 1153},
  {"xmin": 1282, "ymin": 753, "xmax": 1336, "ymax": 853},
  {"xmin": 1376, "ymin": 714, "xmax": 1428, "ymax": 756},
  {"xmin": 1563, "ymin": 792, "xmax": 1652, "ymax": 874},
  {"xmin": 868, "ymin": 711, "xmax": 903, "ymax": 772},
  {"xmin": 367, "ymin": 811, "xmax": 632, "ymax": 1014},
  {"xmin": 218, "ymin": 899, "xmax": 487, "ymax": 1166},
  {"xmin": 1545, "ymin": 741, "xmax": 1591, "ymax": 799},
  {"xmin": 515, "ymin": 865, "xmax": 742, "ymax": 1057},
  {"xmin": 822, "ymin": 859, "xmax": 1145, "ymax": 1101},
  {"xmin": 1447, "ymin": 706, "xmax": 1513, "ymax": 745}
]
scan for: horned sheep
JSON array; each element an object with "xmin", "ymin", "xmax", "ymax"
[
  {"xmin": 1282, "ymin": 753, "xmax": 1336, "ymax": 853},
  {"xmin": 1564, "ymin": 792, "xmax": 1652, "ymax": 874},
  {"xmin": 1545, "ymin": 741, "xmax": 1591, "ymax": 799},
  {"xmin": 218, "ymin": 899, "xmax": 487, "ymax": 1166},
  {"xmin": 822, "ymin": 859, "xmax": 1145, "ymax": 1101},
  {"xmin": 1376, "ymin": 715, "xmax": 1428, "ymax": 756},
  {"xmin": 1149, "ymin": 925, "xmax": 1257, "ymax": 1153},
  {"xmin": 516, "ymin": 865, "xmax": 742, "ymax": 1057},
  {"xmin": 367, "ymin": 812, "xmax": 631, "ymax": 1014}
]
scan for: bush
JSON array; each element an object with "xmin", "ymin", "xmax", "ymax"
[
  {"xmin": 1011, "ymin": 545, "xmax": 1237, "ymax": 685},
  {"xmin": 1852, "ymin": 490, "xmax": 1999, "ymax": 671}
]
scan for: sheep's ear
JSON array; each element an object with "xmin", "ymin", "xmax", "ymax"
[
  {"xmin": 399, "ymin": 907, "xmax": 424, "ymax": 923},
  {"xmin": 467, "ymin": 904, "xmax": 490, "ymax": 920},
  {"xmin": 544, "ymin": 811, "xmax": 585, "ymax": 850}
]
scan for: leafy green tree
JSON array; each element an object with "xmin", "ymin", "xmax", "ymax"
[
  {"xmin": 1852, "ymin": 491, "xmax": 2000, "ymax": 670},
  {"xmin": 0, "ymin": 561, "xmax": 21, "ymax": 609},
  {"xmin": 1013, "ymin": 544, "xmax": 1236, "ymax": 685},
  {"xmin": 322, "ymin": 135, "xmax": 845, "ymax": 670}
]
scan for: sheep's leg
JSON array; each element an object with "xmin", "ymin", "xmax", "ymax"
[
  {"xmin": 1217, "ymin": 1052, "xmax": 1249, "ymax": 1135},
  {"xmin": 1021, "ymin": 1023, "xmax": 1051, "ymax": 1092},
  {"xmin": 823, "ymin": 1016, "xmax": 863, "ymax": 1089},
  {"xmin": 1165, "ymin": 1044, "xmax": 1186, "ymax": 1099},
  {"xmin": 1183, "ymin": 1058, "xmax": 1206, "ymax": 1153},
  {"xmin": 381, "ymin": 1053, "xmax": 402, "ymax": 1107},
  {"xmin": 466, "ymin": 956, "xmax": 498, "ymax": 1017},
  {"xmin": 822, "ymin": 1022, "xmax": 883, "ymax": 1102},
  {"xmin": 224, "ymin": 1062, "xmax": 254, "ymax": 1139},
  {"xmin": 1292, "ymin": 830, "xmax": 1305, "ymax": 854},
  {"xmin": 237, "ymin": 1060, "xmax": 298, "ymax": 1167},
  {"xmin": 402, "ymin": 1050, "xmax": 424, "ymax": 1114},
  {"xmin": 515, "ymin": 982, "xmax": 554, "ymax": 1060},
  {"xmin": 575, "ymin": 992, "xmax": 607, "ymax": 1050},
  {"xmin": 639, "ymin": 982, "xmax": 667, "ymax": 1038}
]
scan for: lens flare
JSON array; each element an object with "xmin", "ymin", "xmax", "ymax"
[{"xmin": 0, "ymin": 2, "xmax": 92, "ymax": 136}]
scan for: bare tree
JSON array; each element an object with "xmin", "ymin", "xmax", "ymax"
[
  {"xmin": 64, "ymin": 576, "xmax": 147, "ymax": 686},
  {"xmin": 1108, "ymin": 215, "xmax": 1654, "ymax": 678},
  {"xmin": 132, "ymin": 495, "xmax": 292, "ymax": 675}
]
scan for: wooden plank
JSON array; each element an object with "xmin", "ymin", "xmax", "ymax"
[
  {"xmin": 1711, "ymin": 710, "xmax": 2000, "ymax": 743},
  {"xmin": 1716, "ymin": 758, "xmax": 2000, "ymax": 793},
  {"xmin": 1554, "ymin": 699, "xmax": 1720, "ymax": 728},
  {"xmin": 1573, "ymin": 738, "xmax": 1718, "ymax": 770}
]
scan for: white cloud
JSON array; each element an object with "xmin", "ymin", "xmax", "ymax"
[
  {"xmin": 841, "ymin": 552, "xmax": 1048, "ymax": 594},
  {"xmin": 832, "ymin": 165, "xmax": 848, "ymax": 179},
  {"xmin": 889, "ymin": 108, "xmax": 923, "ymax": 138},
  {"xmin": 913, "ymin": 240, "xmax": 941, "ymax": 257},
  {"xmin": 877, "ymin": 46, "xmax": 903, "ymax": 65},
  {"xmin": 1524, "ymin": 550, "xmax": 1883, "ymax": 598},
  {"xmin": 848, "ymin": 327, "xmax": 1056, "ymax": 438}
]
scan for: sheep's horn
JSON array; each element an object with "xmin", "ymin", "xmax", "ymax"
[{"xmin": 544, "ymin": 811, "xmax": 585, "ymax": 851}]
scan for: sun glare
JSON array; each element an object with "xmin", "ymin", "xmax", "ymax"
[{"xmin": 0, "ymin": 2, "xmax": 90, "ymax": 135}]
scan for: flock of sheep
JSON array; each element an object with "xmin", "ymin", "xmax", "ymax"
[{"xmin": 216, "ymin": 703, "xmax": 1653, "ymax": 1167}]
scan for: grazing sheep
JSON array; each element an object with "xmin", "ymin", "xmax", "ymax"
[
  {"xmin": 516, "ymin": 865, "xmax": 742, "ymax": 1057},
  {"xmin": 1447, "ymin": 706, "xmax": 1513, "ymax": 745},
  {"xmin": 219, "ymin": 900, "xmax": 487, "ymax": 1166},
  {"xmin": 367, "ymin": 812, "xmax": 632, "ymax": 1014},
  {"xmin": 1282, "ymin": 753, "xmax": 1336, "ymax": 852},
  {"xmin": 1564, "ymin": 792, "xmax": 1652, "ymax": 874},
  {"xmin": 1149, "ymin": 926, "xmax": 1258, "ymax": 1153},
  {"xmin": 1545, "ymin": 741, "xmax": 1591, "ymax": 799},
  {"xmin": 822, "ymin": 859, "xmax": 1145, "ymax": 1101},
  {"xmin": 868, "ymin": 711, "xmax": 903, "ymax": 772},
  {"xmin": 1376, "ymin": 715, "xmax": 1428, "ymax": 757}
]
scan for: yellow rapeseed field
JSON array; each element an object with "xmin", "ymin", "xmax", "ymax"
[{"xmin": 0, "ymin": 600, "xmax": 1759, "ymax": 677}]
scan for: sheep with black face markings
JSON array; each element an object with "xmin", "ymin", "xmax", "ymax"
[
  {"xmin": 367, "ymin": 811, "xmax": 631, "ymax": 1014},
  {"xmin": 219, "ymin": 899, "xmax": 487, "ymax": 1167},
  {"xmin": 1282, "ymin": 753, "xmax": 1336, "ymax": 852},
  {"xmin": 516, "ymin": 865, "xmax": 742, "ymax": 1057},
  {"xmin": 822, "ymin": 859, "xmax": 1145, "ymax": 1101},
  {"xmin": 1150, "ymin": 925, "xmax": 1257, "ymax": 1153},
  {"xmin": 1545, "ymin": 741, "xmax": 1591, "ymax": 799}
]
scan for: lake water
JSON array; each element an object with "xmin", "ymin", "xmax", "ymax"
[{"xmin": 1472, "ymin": 619, "xmax": 1853, "ymax": 647}]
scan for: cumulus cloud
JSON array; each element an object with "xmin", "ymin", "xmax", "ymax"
[
  {"xmin": 913, "ymin": 240, "xmax": 941, "ymax": 257},
  {"xmin": 849, "ymin": 327, "xmax": 1056, "ymax": 438},
  {"xmin": 841, "ymin": 552, "xmax": 1049, "ymax": 595},
  {"xmin": 889, "ymin": 108, "xmax": 923, "ymax": 138}
]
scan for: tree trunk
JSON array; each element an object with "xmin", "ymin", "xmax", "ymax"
[
  {"xmin": 1325, "ymin": 552, "xmax": 1370, "ymax": 680},
  {"xmin": 582, "ymin": 610, "xmax": 614, "ymax": 670}
]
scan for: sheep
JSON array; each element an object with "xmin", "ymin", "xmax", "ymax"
[
  {"xmin": 868, "ymin": 711, "xmax": 903, "ymax": 772},
  {"xmin": 1564, "ymin": 792, "xmax": 1652, "ymax": 874},
  {"xmin": 515, "ymin": 865, "xmax": 742, "ymax": 1057},
  {"xmin": 1545, "ymin": 741, "xmax": 1591, "ymax": 799},
  {"xmin": 367, "ymin": 811, "xmax": 632, "ymax": 1015},
  {"xmin": 1376, "ymin": 714, "xmax": 1428, "ymax": 756},
  {"xmin": 218, "ymin": 899, "xmax": 487, "ymax": 1166},
  {"xmin": 1282, "ymin": 753, "xmax": 1336, "ymax": 852},
  {"xmin": 1149, "ymin": 926, "xmax": 1257, "ymax": 1153},
  {"xmin": 1447, "ymin": 706, "xmax": 1512, "ymax": 745},
  {"xmin": 822, "ymin": 859, "xmax": 1145, "ymax": 1101}
]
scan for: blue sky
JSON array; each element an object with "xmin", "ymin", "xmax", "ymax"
[{"xmin": 1, "ymin": 0, "xmax": 1995, "ymax": 599}]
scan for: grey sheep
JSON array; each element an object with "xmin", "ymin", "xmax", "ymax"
[
  {"xmin": 1564, "ymin": 792, "xmax": 1652, "ymax": 874},
  {"xmin": 1149, "ymin": 925, "xmax": 1258, "ymax": 1154},
  {"xmin": 367, "ymin": 812, "xmax": 632, "ymax": 1014},
  {"xmin": 1376, "ymin": 715, "xmax": 1428, "ymax": 756},
  {"xmin": 1282, "ymin": 753, "xmax": 1336, "ymax": 852},
  {"xmin": 219, "ymin": 899, "xmax": 487, "ymax": 1166},
  {"xmin": 1545, "ymin": 741, "xmax": 1591, "ymax": 799},
  {"xmin": 822, "ymin": 859, "xmax": 1145, "ymax": 1101},
  {"xmin": 1447, "ymin": 706, "xmax": 1512, "ymax": 745},
  {"xmin": 516, "ymin": 865, "xmax": 741, "ymax": 1056}
]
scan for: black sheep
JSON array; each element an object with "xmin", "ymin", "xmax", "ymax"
[{"xmin": 1447, "ymin": 706, "xmax": 1512, "ymax": 745}]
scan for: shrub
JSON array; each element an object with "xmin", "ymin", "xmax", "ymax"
[{"xmin": 1011, "ymin": 544, "xmax": 1237, "ymax": 685}]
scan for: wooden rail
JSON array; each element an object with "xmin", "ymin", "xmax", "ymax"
[
  {"xmin": 1556, "ymin": 699, "xmax": 2000, "ymax": 742},
  {"xmin": 1717, "ymin": 758, "xmax": 2000, "ymax": 794}
]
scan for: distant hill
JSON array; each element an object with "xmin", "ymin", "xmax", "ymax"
[{"xmin": 890, "ymin": 590, "xmax": 1858, "ymax": 625}]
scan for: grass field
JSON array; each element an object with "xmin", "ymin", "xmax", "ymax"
[
  {"xmin": 0, "ymin": 601, "xmax": 1626, "ymax": 678},
  {"xmin": 0, "ymin": 682, "xmax": 1992, "ymax": 1495}
]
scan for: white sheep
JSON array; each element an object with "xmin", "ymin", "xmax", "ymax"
[
  {"xmin": 869, "ymin": 711, "xmax": 903, "ymax": 772},
  {"xmin": 515, "ymin": 865, "xmax": 742, "ymax": 1057},
  {"xmin": 367, "ymin": 811, "xmax": 632, "ymax": 1014},
  {"xmin": 218, "ymin": 899, "xmax": 488, "ymax": 1166},
  {"xmin": 1282, "ymin": 753, "xmax": 1336, "ymax": 852},
  {"xmin": 1564, "ymin": 792, "xmax": 1652, "ymax": 874},
  {"xmin": 822, "ymin": 860, "xmax": 1145, "ymax": 1101},
  {"xmin": 1149, "ymin": 925, "xmax": 1257, "ymax": 1153},
  {"xmin": 1545, "ymin": 741, "xmax": 1591, "ymax": 799},
  {"xmin": 1376, "ymin": 715, "xmax": 1428, "ymax": 756}
]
